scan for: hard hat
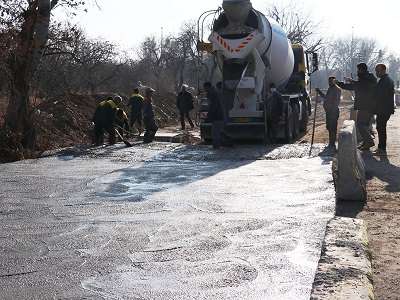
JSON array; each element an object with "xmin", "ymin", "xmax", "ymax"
[
  {"xmin": 113, "ymin": 95, "xmax": 123, "ymax": 104},
  {"xmin": 145, "ymin": 87, "xmax": 155, "ymax": 93}
]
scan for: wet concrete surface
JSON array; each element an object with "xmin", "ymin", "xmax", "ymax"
[{"xmin": 0, "ymin": 142, "xmax": 335, "ymax": 299}]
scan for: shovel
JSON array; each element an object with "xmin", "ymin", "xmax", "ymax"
[
  {"xmin": 115, "ymin": 129, "xmax": 133, "ymax": 147},
  {"xmin": 115, "ymin": 125, "xmax": 141, "ymax": 138}
]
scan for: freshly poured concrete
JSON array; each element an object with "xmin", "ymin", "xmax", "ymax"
[{"xmin": 0, "ymin": 143, "xmax": 335, "ymax": 299}]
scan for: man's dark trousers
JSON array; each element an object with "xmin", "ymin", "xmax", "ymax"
[
  {"xmin": 212, "ymin": 120, "xmax": 224, "ymax": 149},
  {"xmin": 94, "ymin": 122, "xmax": 115, "ymax": 145},
  {"xmin": 376, "ymin": 113, "xmax": 391, "ymax": 150},
  {"xmin": 143, "ymin": 118, "xmax": 158, "ymax": 143},
  {"xmin": 326, "ymin": 108, "xmax": 339, "ymax": 146},
  {"xmin": 180, "ymin": 112, "xmax": 194, "ymax": 130},
  {"xmin": 357, "ymin": 110, "xmax": 374, "ymax": 146}
]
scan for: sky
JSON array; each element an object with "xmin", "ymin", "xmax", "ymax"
[{"xmin": 60, "ymin": 0, "xmax": 400, "ymax": 56}]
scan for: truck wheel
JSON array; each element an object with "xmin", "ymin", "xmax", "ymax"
[
  {"xmin": 285, "ymin": 110, "xmax": 294, "ymax": 144},
  {"xmin": 292, "ymin": 104, "xmax": 300, "ymax": 138},
  {"xmin": 300, "ymin": 99, "xmax": 309, "ymax": 133}
]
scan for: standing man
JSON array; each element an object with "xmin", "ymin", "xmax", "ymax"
[
  {"xmin": 337, "ymin": 63, "xmax": 377, "ymax": 150},
  {"xmin": 374, "ymin": 63, "xmax": 395, "ymax": 155},
  {"xmin": 176, "ymin": 85, "xmax": 195, "ymax": 130},
  {"xmin": 204, "ymin": 82, "xmax": 224, "ymax": 149},
  {"xmin": 316, "ymin": 77, "xmax": 342, "ymax": 149},
  {"xmin": 142, "ymin": 87, "xmax": 158, "ymax": 144},
  {"xmin": 128, "ymin": 88, "xmax": 143, "ymax": 136},
  {"xmin": 92, "ymin": 96, "xmax": 122, "ymax": 146}
]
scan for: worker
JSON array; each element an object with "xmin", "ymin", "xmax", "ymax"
[
  {"xmin": 373, "ymin": 63, "xmax": 395, "ymax": 155},
  {"xmin": 115, "ymin": 108, "xmax": 130, "ymax": 140},
  {"xmin": 316, "ymin": 77, "xmax": 342, "ymax": 149},
  {"xmin": 142, "ymin": 87, "xmax": 158, "ymax": 143},
  {"xmin": 128, "ymin": 88, "xmax": 143, "ymax": 136},
  {"xmin": 204, "ymin": 82, "xmax": 224, "ymax": 149},
  {"xmin": 176, "ymin": 84, "xmax": 194, "ymax": 130},
  {"xmin": 92, "ymin": 95, "xmax": 122, "ymax": 146},
  {"xmin": 337, "ymin": 63, "xmax": 377, "ymax": 151}
]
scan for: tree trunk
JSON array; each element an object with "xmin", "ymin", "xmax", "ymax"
[{"xmin": 5, "ymin": 0, "xmax": 53, "ymax": 149}]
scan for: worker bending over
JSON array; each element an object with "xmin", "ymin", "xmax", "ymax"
[
  {"xmin": 115, "ymin": 108, "xmax": 130, "ymax": 140},
  {"xmin": 92, "ymin": 95, "xmax": 122, "ymax": 146}
]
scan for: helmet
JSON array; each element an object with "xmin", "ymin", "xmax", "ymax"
[
  {"xmin": 145, "ymin": 87, "xmax": 155, "ymax": 95},
  {"xmin": 113, "ymin": 95, "xmax": 123, "ymax": 104}
]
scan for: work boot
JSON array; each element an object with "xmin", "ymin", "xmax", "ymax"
[
  {"xmin": 328, "ymin": 143, "xmax": 336, "ymax": 150},
  {"xmin": 372, "ymin": 148, "xmax": 387, "ymax": 156},
  {"xmin": 359, "ymin": 140, "xmax": 375, "ymax": 151}
]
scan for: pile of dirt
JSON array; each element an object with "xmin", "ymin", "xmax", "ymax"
[
  {"xmin": 1, "ymin": 93, "xmax": 179, "ymax": 163},
  {"xmin": 34, "ymin": 94, "xmax": 99, "ymax": 151}
]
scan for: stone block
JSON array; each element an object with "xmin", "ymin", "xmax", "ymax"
[{"xmin": 336, "ymin": 120, "xmax": 366, "ymax": 201}]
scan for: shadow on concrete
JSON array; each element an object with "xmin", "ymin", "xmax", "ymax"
[
  {"xmin": 363, "ymin": 151, "xmax": 400, "ymax": 193},
  {"xmin": 93, "ymin": 144, "xmax": 282, "ymax": 202}
]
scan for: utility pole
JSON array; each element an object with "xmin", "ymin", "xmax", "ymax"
[
  {"xmin": 350, "ymin": 26, "xmax": 355, "ymax": 78},
  {"xmin": 160, "ymin": 27, "xmax": 164, "ymax": 59}
]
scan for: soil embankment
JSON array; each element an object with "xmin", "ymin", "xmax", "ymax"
[{"xmin": 0, "ymin": 93, "xmax": 178, "ymax": 163}]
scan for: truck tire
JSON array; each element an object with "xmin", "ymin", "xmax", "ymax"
[
  {"xmin": 292, "ymin": 103, "xmax": 300, "ymax": 138},
  {"xmin": 300, "ymin": 99, "xmax": 309, "ymax": 133},
  {"xmin": 285, "ymin": 106, "xmax": 294, "ymax": 143}
]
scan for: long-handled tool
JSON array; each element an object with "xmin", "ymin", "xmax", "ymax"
[
  {"xmin": 309, "ymin": 91, "xmax": 319, "ymax": 156},
  {"xmin": 116, "ymin": 125, "xmax": 141, "ymax": 138},
  {"xmin": 115, "ymin": 129, "xmax": 133, "ymax": 147}
]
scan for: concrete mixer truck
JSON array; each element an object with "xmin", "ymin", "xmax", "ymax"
[{"xmin": 197, "ymin": 0, "xmax": 318, "ymax": 143}]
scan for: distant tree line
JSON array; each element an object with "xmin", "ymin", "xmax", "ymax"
[{"xmin": 1, "ymin": 1, "xmax": 399, "ymax": 152}]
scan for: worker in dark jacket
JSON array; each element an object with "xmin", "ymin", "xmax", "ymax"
[
  {"xmin": 373, "ymin": 64, "xmax": 395, "ymax": 154},
  {"xmin": 115, "ymin": 108, "xmax": 130, "ymax": 140},
  {"xmin": 143, "ymin": 87, "xmax": 158, "ymax": 143},
  {"xmin": 128, "ymin": 88, "xmax": 143, "ymax": 136},
  {"xmin": 316, "ymin": 77, "xmax": 342, "ymax": 149},
  {"xmin": 92, "ymin": 96, "xmax": 121, "ymax": 146},
  {"xmin": 176, "ymin": 85, "xmax": 194, "ymax": 130},
  {"xmin": 337, "ymin": 63, "xmax": 377, "ymax": 150},
  {"xmin": 204, "ymin": 82, "xmax": 225, "ymax": 149}
]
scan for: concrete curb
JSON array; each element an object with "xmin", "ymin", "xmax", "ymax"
[
  {"xmin": 310, "ymin": 217, "xmax": 374, "ymax": 300},
  {"xmin": 336, "ymin": 120, "xmax": 366, "ymax": 201}
]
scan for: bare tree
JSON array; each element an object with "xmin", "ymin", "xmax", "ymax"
[
  {"xmin": 388, "ymin": 54, "xmax": 400, "ymax": 83},
  {"xmin": 321, "ymin": 37, "xmax": 385, "ymax": 78},
  {"xmin": 1, "ymin": 0, "xmax": 85, "ymax": 148},
  {"xmin": 266, "ymin": 2, "xmax": 323, "ymax": 51},
  {"xmin": 136, "ymin": 22, "xmax": 198, "ymax": 93}
]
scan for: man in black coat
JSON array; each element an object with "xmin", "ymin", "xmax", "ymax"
[
  {"xmin": 204, "ymin": 82, "xmax": 225, "ymax": 149},
  {"xmin": 176, "ymin": 85, "xmax": 194, "ymax": 130},
  {"xmin": 337, "ymin": 63, "xmax": 377, "ymax": 150},
  {"xmin": 373, "ymin": 64, "xmax": 395, "ymax": 154}
]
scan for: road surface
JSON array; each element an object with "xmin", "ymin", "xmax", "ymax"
[{"xmin": 0, "ymin": 143, "xmax": 335, "ymax": 299}]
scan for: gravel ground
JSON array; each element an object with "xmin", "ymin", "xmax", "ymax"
[{"xmin": 357, "ymin": 110, "xmax": 400, "ymax": 300}]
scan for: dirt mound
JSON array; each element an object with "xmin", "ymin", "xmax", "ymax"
[
  {"xmin": 0, "ymin": 93, "xmax": 179, "ymax": 163},
  {"xmin": 34, "ymin": 94, "xmax": 98, "ymax": 151}
]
